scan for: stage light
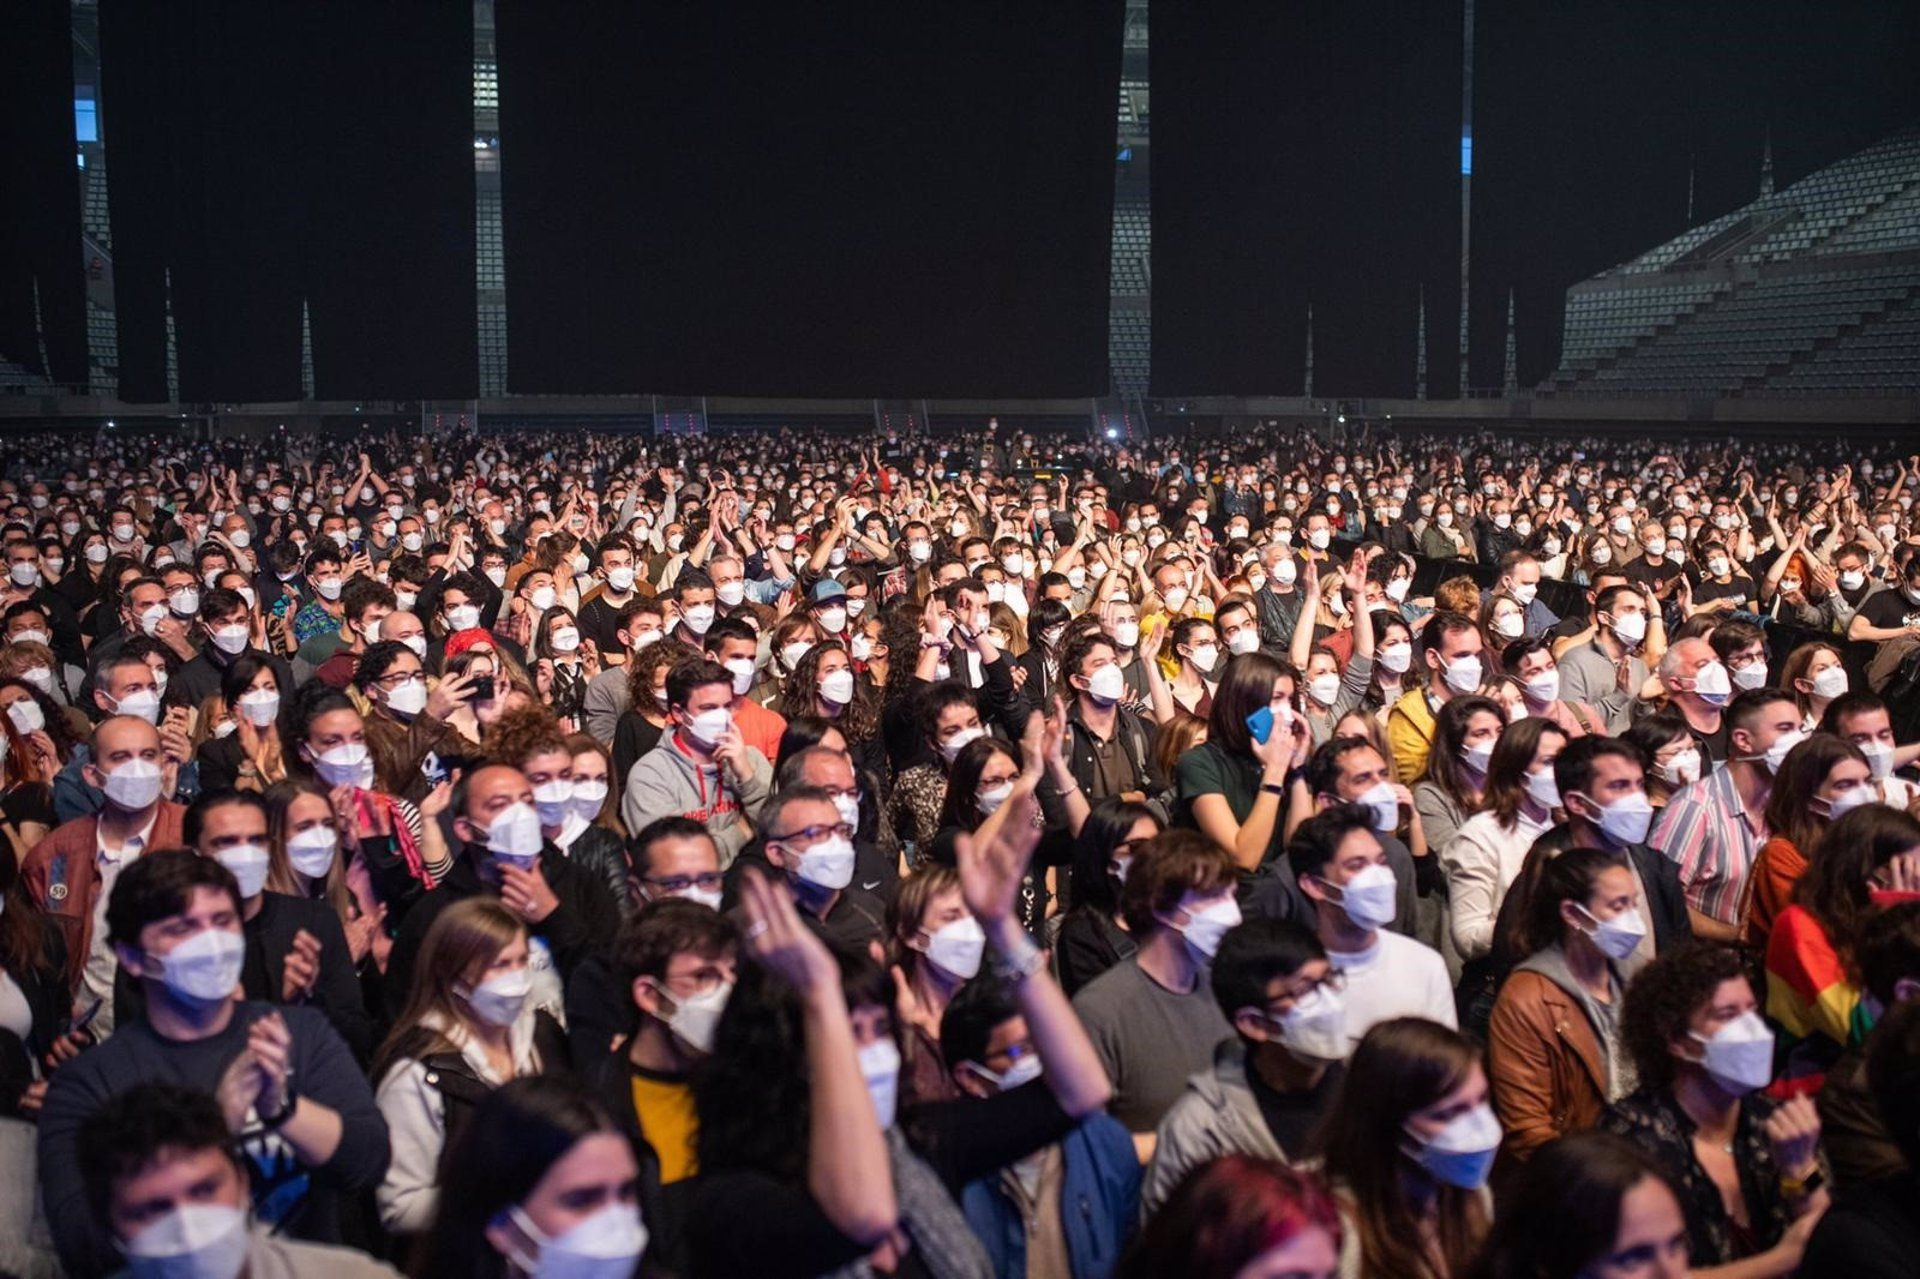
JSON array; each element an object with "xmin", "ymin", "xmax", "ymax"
[{"xmin": 1105, "ymin": 426, "xmax": 1119, "ymax": 439}]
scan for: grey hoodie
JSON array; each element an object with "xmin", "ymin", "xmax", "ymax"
[
  {"xmin": 621, "ymin": 734, "xmax": 772, "ymax": 866},
  {"xmin": 1142, "ymin": 1037, "xmax": 1291, "ymax": 1217}
]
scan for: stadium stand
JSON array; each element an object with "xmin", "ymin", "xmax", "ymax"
[{"xmin": 1547, "ymin": 126, "xmax": 1920, "ymax": 396}]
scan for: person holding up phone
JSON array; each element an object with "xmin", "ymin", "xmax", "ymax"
[{"xmin": 1173, "ymin": 650, "xmax": 1312, "ymax": 876}]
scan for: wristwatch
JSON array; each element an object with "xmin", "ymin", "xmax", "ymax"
[{"xmin": 258, "ymin": 1088, "xmax": 298, "ymax": 1132}]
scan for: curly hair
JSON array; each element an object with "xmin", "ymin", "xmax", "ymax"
[
  {"xmin": 1618, "ymin": 942, "xmax": 1749, "ymax": 1091},
  {"xmin": 482, "ymin": 701, "xmax": 571, "ymax": 767},
  {"xmin": 879, "ymin": 600, "xmax": 929, "ymax": 699},
  {"xmin": 622, "ymin": 636, "xmax": 699, "ymax": 717},
  {"xmin": 782, "ymin": 639, "xmax": 877, "ymax": 746}
]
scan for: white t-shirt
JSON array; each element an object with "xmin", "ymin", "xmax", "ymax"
[{"xmin": 1327, "ymin": 930, "xmax": 1457, "ymax": 1052}]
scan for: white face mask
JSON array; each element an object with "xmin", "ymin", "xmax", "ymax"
[
  {"xmin": 1322, "ymin": 862, "xmax": 1398, "ymax": 930},
  {"xmin": 102, "ymin": 757, "xmax": 165, "ymax": 810},
  {"xmin": 122, "ymin": 1202, "xmax": 250, "ymax": 1279},
  {"xmin": 861, "ymin": 1037, "xmax": 902, "ymax": 1129},
  {"xmin": 461, "ymin": 968, "xmax": 533, "ymax": 1027},
  {"xmin": 1377, "ymin": 642, "xmax": 1413, "ymax": 674},
  {"xmin": 1442, "ymin": 654, "xmax": 1484, "ymax": 694},
  {"xmin": 793, "ymin": 833, "xmax": 856, "ymax": 891},
  {"xmin": 1406, "ymin": 1102, "xmax": 1503, "ymax": 1190},
  {"xmin": 311, "ymin": 742, "xmax": 374, "ymax": 788},
  {"xmin": 920, "ymin": 916, "xmax": 986, "ymax": 980},
  {"xmin": 1756, "ymin": 728, "xmax": 1807, "ymax": 774},
  {"xmin": 1608, "ymin": 610, "xmax": 1647, "ymax": 646},
  {"xmin": 1270, "ymin": 985, "xmax": 1347, "ymax": 1063},
  {"xmin": 570, "ymin": 779, "xmax": 609, "ymax": 822},
  {"xmin": 483, "ymin": 801, "xmax": 546, "ymax": 865},
  {"xmin": 939, "ymin": 724, "xmax": 984, "ymax": 761},
  {"xmin": 1167, "ymin": 893, "xmax": 1242, "ymax": 960},
  {"xmin": 385, "ymin": 674, "xmax": 429, "ymax": 716},
  {"xmin": 818, "ymin": 668, "xmax": 856, "ymax": 706},
  {"xmin": 1575, "ymin": 903, "xmax": 1646, "ymax": 961},
  {"xmin": 1307, "ymin": 672, "xmax": 1340, "ymax": 706},
  {"xmin": 533, "ymin": 779, "xmax": 575, "ymax": 827},
  {"xmin": 147, "ymin": 926, "xmax": 246, "ymax": 1005},
  {"xmin": 215, "ymin": 844, "xmax": 271, "ymax": 899},
  {"xmin": 684, "ymin": 706, "xmax": 733, "ymax": 749},
  {"xmin": 976, "ymin": 779, "xmax": 1015, "ymax": 814},
  {"xmin": 286, "ymin": 825, "xmax": 339, "ymax": 879},
  {"xmin": 657, "ymin": 979, "xmax": 733, "ymax": 1057},
  {"xmin": 681, "ymin": 604, "xmax": 715, "ymax": 634},
  {"xmin": 1575, "ymin": 789, "xmax": 1656, "ymax": 846},
  {"xmin": 1690, "ymin": 1010, "xmax": 1774, "ymax": 1094},
  {"xmin": 1810, "ymin": 666, "xmax": 1849, "ymax": 700}
]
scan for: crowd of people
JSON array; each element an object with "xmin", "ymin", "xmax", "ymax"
[{"xmin": 0, "ymin": 417, "xmax": 1913, "ymax": 1277}]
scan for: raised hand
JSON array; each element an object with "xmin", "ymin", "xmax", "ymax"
[
  {"xmin": 281, "ymin": 928, "xmax": 322, "ymax": 1003},
  {"xmin": 739, "ymin": 866, "xmax": 838, "ymax": 995},
  {"xmin": 1762, "ymin": 1094, "xmax": 1821, "ymax": 1179}
]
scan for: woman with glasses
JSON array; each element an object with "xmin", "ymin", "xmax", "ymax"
[{"xmin": 353, "ymin": 640, "xmax": 471, "ymax": 804}]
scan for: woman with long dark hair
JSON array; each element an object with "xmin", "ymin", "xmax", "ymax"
[
  {"xmin": 692, "ymin": 808, "xmax": 1110, "ymax": 1279},
  {"xmin": 1412, "ymin": 694, "xmax": 1505, "ymax": 855},
  {"xmin": 1117, "ymin": 1155, "xmax": 1341, "ymax": 1279},
  {"xmin": 1177, "ymin": 650, "xmax": 1311, "ymax": 873},
  {"xmin": 1487, "ymin": 845, "xmax": 1642, "ymax": 1171},
  {"xmin": 782, "ymin": 638, "xmax": 886, "ymax": 784},
  {"xmin": 195, "ymin": 654, "xmax": 289, "ymax": 794},
  {"xmin": 1469, "ymin": 1132, "xmax": 1689, "ymax": 1279},
  {"xmin": 1320, "ymin": 1018, "xmax": 1496, "ymax": 1279},
  {"xmin": 0, "ymin": 676, "xmax": 72, "ymax": 855},
  {"xmin": 1766, "ymin": 804, "xmax": 1920, "ymax": 1086},
  {"xmin": 1745, "ymin": 733, "xmax": 1872, "ymax": 951},
  {"xmin": 927, "ymin": 714, "xmax": 1086, "ymax": 935},
  {"xmin": 1054, "ymin": 798, "xmax": 1160, "ymax": 997},
  {"xmin": 1443, "ymin": 717, "xmax": 1568, "ymax": 965},
  {"xmin": 414, "ymin": 1075, "xmax": 650, "ymax": 1279}
]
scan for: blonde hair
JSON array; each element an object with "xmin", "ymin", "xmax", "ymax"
[{"xmin": 372, "ymin": 897, "xmax": 525, "ymax": 1081}]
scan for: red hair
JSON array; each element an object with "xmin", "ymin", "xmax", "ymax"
[{"xmin": 1120, "ymin": 1156, "xmax": 1340, "ymax": 1279}]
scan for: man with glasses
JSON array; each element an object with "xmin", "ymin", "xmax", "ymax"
[
  {"xmin": 759, "ymin": 785, "xmax": 885, "ymax": 950},
  {"xmin": 630, "ymin": 816, "xmax": 726, "ymax": 911},
  {"xmin": 586, "ymin": 895, "xmax": 737, "ymax": 1265},
  {"xmin": 1141, "ymin": 917, "xmax": 1348, "ymax": 1214},
  {"xmin": 771, "ymin": 745, "xmax": 897, "ymax": 902}
]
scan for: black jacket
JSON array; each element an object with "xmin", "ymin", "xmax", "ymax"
[
  {"xmin": 116, "ymin": 891, "xmax": 376, "ymax": 1063},
  {"xmin": 1061, "ymin": 703, "xmax": 1172, "ymax": 819},
  {"xmin": 386, "ymin": 843, "xmax": 621, "ymax": 1018},
  {"xmin": 584, "ymin": 1047, "xmax": 689, "ymax": 1279},
  {"xmin": 0, "ymin": 926, "xmax": 69, "ymax": 1118}
]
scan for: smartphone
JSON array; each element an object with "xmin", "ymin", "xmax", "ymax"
[{"xmin": 72, "ymin": 997, "xmax": 104, "ymax": 1037}]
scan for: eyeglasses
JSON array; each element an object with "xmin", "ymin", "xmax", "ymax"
[
  {"xmin": 767, "ymin": 822, "xmax": 856, "ymax": 846},
  {"xmin": 645, "ymin": 872, "xmax": 725, "ymax": 895}
]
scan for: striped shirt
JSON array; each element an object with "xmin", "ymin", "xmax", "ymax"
[{"xmin": 1650, "ymin": 765, "xmax": 1768, "ymax": 926}]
